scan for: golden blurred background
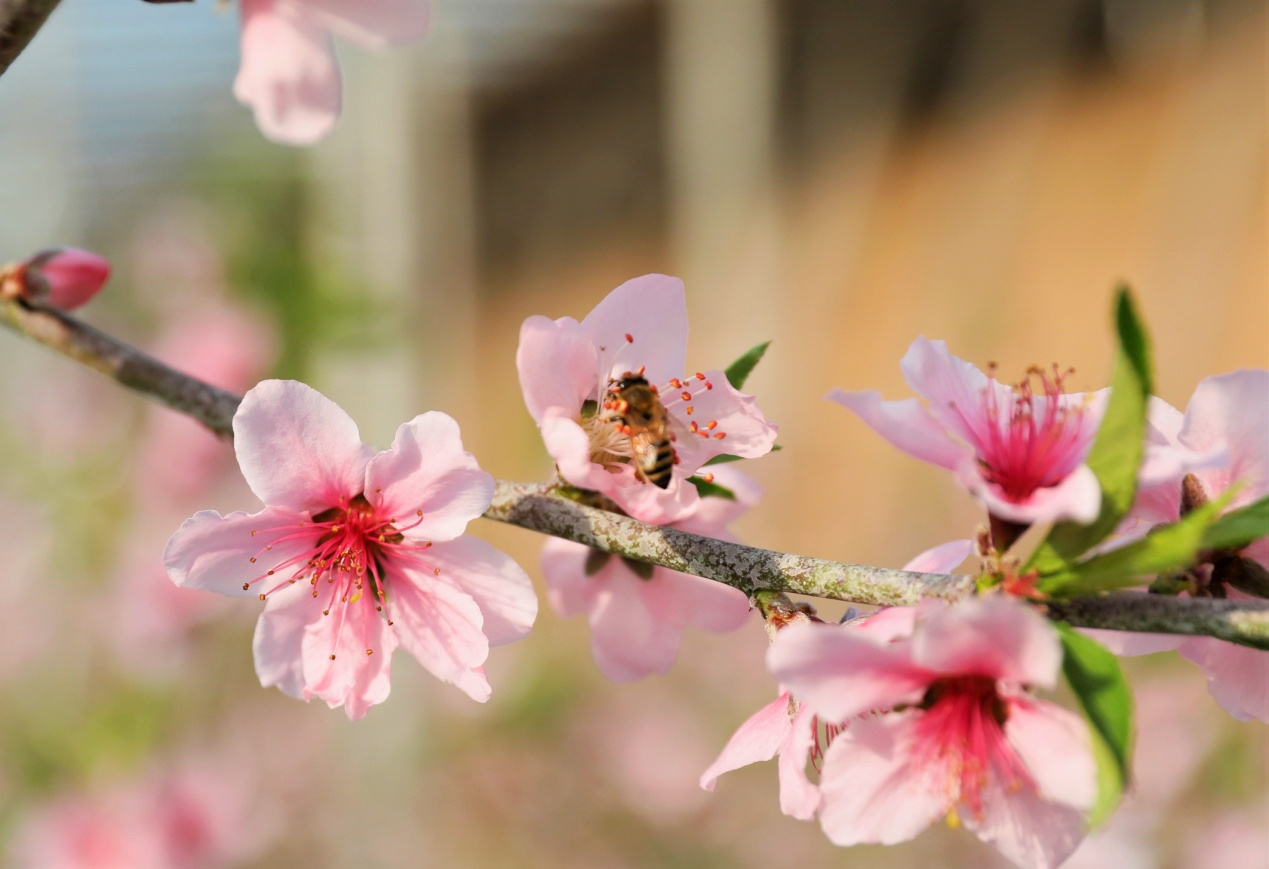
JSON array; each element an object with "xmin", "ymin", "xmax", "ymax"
[{"xmin": 0, "ymin": 0, "xmax": 1263, "ymax": 866}]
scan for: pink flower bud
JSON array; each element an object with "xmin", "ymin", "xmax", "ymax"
[{"xmin": 21, "ymin": 247, "xmax": 112, "ymax": 310}]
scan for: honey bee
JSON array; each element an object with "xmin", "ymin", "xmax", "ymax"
[{"xmin": 605, "ymin": 371, "xmax": 676, "ymax": 489}]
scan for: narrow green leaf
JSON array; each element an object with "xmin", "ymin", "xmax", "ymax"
[
  {"xmin": 1029, "ymin": 288, "xmax": 1153, "ymax": 573},
  {"xmin": 1055, "ymin": 624, "xmax": 1133, "ymax": 829},
  {"xmin": 703, "ymin": 443, "xmax": 781, "ymax": 467},
  {"xmin": 1038, "ymin": 499, "xmax": 1224, "ymax": 596},
  {"xmin": 1202, "ymin": 495, "xmax": 1269, "ymax": 552},
  {"xmin": 688, "ymin": 477, "xmax": 737, "ymax": 500},
  {"xmin": 724, "ymin": 341, "xmax": 771, "ymax": 390}
]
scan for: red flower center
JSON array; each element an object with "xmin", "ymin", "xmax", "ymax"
[{"xmin": 977, "ymin": 365, "xmax": 1091, "ymax": 502}]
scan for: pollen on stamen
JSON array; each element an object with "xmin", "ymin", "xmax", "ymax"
[
  {"xmin": 706, "ymin": 420, "xmax": 717, "ymax": 430},
  {"xmin": 689, "ymin": 421, "xmax": 698, "ymax": 433},
  {"xmin": 624, "ymin": 333, "xmax": 634, "ymax": 343},
  {"xmin": 686, "ymin": 405, "xmax": 694, "ymax": 414},
  {"xmin": 433, "ymin": 568, "xmax": 441, "ymax": 576},
  {"xmin": 249, "ymin": 557, "xmax": 257, "ymax": 563},
  {"xmin": 681, "ymin": 391, "xmax": 692, "ymax": 401},
  {"xmin": 267, "ymin": 570, "xmax": 275, "ymax": 575},
  {"xmin": 695, "ymin": 372, "xmax": 705, "ymax": 380},
  {"xmin": 669, "ymin": 378, "xmax": 682, "ymax": 389},
  {"xmin": 329, "ymin": 654, "xmax": 336, "ymax": 660},
  {"xmin": 714, "ymin": 432, "xmax": 726, "ymax": 440},
  {"xmin": 704, "ymin": 380, "xmax": 713, "ymax": 390},
  {"xmin": 258, "ymin": 594, "xmax": 265, "ymax": 601},
  {"xmin": 323, "ymin": 609, "xmax": 330, "ymax": 616},
  {"xmin": 366, "ymin": 649, "xmax": 373, "ymax": 656},
  {"xmin": 242, "ymin": 583, "xmax": 249, "ymax": 590},
  {"xmin": 701, "ymin": 473, "xmax": 715, "ymax": 483},
  {"xmin": 250, "ymin": 530, "xmax": 257, "ymax": 537}
]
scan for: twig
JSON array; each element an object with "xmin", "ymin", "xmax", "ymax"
[
  {"xmin": 0, "ymin": 0, "xmax": 62, "ymax": 78},
  {"xmin": 0, "ymin": 297, "xmax": 239, "ymax": 437},
  {"xmin": 3, "ymin": 299, "xmax": 1268, "ymax": 648}
]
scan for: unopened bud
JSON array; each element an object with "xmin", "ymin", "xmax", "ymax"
[{"xmin": 14, "ymin": 247, "xmax": 111, "ymax": 310}]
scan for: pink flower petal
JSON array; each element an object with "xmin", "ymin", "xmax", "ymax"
[
  {"xmin": 232, "ymin": 380, "xmax": 372, "ymax": 513},
  {"xmin": 427, "ymin": 535, "xmax": 537, "ymax": 647},
  {"xmin": 851, "ymin": 606, "xmax": 918, "ymax": 642},
  {"xmin": 700, "ymin": 692, "xmax": 793, "ymax": 791},
  {"xmin": 301, "ymin": 0, "xmax": 429, "ymax": 48},
  {"xmin": 387, "ymin": 572, "xmax": 491, "ymax": 700},
  {"xmin": 817, "ymin": 712, "xmax": 949, "ymax": 846},
  {"xmin": 581, "ymin": 274, "xmax": 689, "ymax": 388},
  {"xmin": 365, "ymin": 411, "xmax": 494, "ymax": 543},
  {"xmin": 164, "ymin": 507, "xmax": 314, "ymax": 598},
  {"xmin": 966, "ymin": 460, "xmax": 1102, "ymax": 525},
  {"xmin": 898, "ymin": 336, "xmax": 997, "ymax": 449},
  {"xmin": 515, "ymin": 315, "xmax": 597, "ymax": 425},
  {"xmin": 252, "ymin": 581, "xmax": 315, "ymax": 699},
  {"xmin": 768, "ymin": 621, "xmax": 931, "ymax": 721},
  {"xmin": 1079, "ymin": 628, "xmax": 1184, "ymax": 657},
  {"xmin": 675, "ymin": 466, "xmax": 763, "ymax": 530},
  {"xmin": 603, "ymin": 470, "xmax": 700, "ymax": 525},
  {"xmin": 669, "ymin": 371, "xmax": 778, "ymax": 470},
  {"xmin": 235, "ymin": 0, "xmax": 341, "ymax": 146},
  {"xmin": 964, "ymin": 773, "xmax": 1090, "ymax": 869},
  {"xmin": 540, "ymin": 537, "xmax": 597, "ymax": 618},
  {"xmin": 902, "ymin": 539, "xmax": 973, "ymax": 574},
  {"xmin": 778, "ymin": 706, "xmax": 822, "ymax": 821},
  {"xmin": 1178, "ymin": 636, "xmax": 1269, "ymax": 723},
  {"xmin": 912, "ymin": 598, "xmax": 1062, "ymax": 689},
  {"xmin": 639, "ymin": 567, "xmax": 751, "ymax": 634},
  {"xmin": 825, "ymin": 388, "xmax": 968, "ymax": 471},
  {"xmin": 1005, "ymin": 698, "xmax": 1097, "ymax": 810},
  {"xmin": 300, "ymin": 594, "xmax": 397, "ymax": 720},
  {"xmin": 1182, "ymin": 369, "xmax": 1269, "ymax": 509},
  {"xmin": 588, "ymin": 569, "xmax": 682, "ymax": 682},
  {"xmin": 539, "ymin": 409, "xmax": 607, "ymax": 491}
]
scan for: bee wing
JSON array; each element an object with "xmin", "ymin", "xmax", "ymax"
[{"xmin": 628, "ymin": 430, "xmax": 662, "ymax": 475}]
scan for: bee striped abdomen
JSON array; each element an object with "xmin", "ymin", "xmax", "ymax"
[{"xmin": 607, "ymin": 373, "xmax": 676, "ymax": 490}]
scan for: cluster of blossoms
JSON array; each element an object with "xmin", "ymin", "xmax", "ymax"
[
  {"xmin": 9, "ymin": 252, "xmax": 1256, "ymax": 867},
  {"xmin": 698, "ymin": 340, "xmax": 1267, "ymax": 867}
]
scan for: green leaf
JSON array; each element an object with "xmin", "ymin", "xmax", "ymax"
[
  {"xmin": 1202, "ymin": 495, "xmax": 1269, "ymax": 552},
  {"xmin": 1029, "ymin": 288, "xmax": 1153, "ymax": 573},
  {"xmin": 724, "ymin": 341, "xmax": 771, "ymax": 390},
  {"xmin": 1038, "ymin": 498, "xmax": 1225, "ymax": 596},
  {"xmin": 1055, "ymin": 624, "xmax": 1133, "ymax": 829},
  {"xmin": 688, "ymin": 477, "xmax": 737, "ymax": 500},
  {"xmin": 703, "ymin": 444, "xmax": 781, "ymax": 467}
]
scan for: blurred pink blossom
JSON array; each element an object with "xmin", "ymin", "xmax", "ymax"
[
  {"xmin": 769, "ymin": 597, "xmax": 1096, "ymax": 869},
  {"xmin": 1087, "ymin": 370, "xmax": 1269, "ymax": 723},
  {"xmin": 540, "ymin": 467, "xmax": 758, "ymax": 682},
  {"xmin": 164, "ymin": 380, "xmax": 537, "ymax": 719},
  {"xmin": 517, "ymin": 274, "xmax": 777, "ymax": 525},
  {"xmin": 828, "ymin": 339, "xmax": 1106, "ymax": 527},
  {"xmin": 235, "ymin": 0, "xmax": 430, "ymax": 145},
  {"xmin": 136, "ymin": 303, "xmax": 274, "ymax": 511},
  {"xmin": 107, "ymin": 532, "xmax": 237, "ymax": 677},
  {"xmin": 10, "ymin": 763, "xmax": 267, "ymax": 869}
]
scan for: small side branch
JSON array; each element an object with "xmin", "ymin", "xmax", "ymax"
[
  {"xmin": 0, "ymin": 298, "xmax": 240, "ymax": 437},
  {"xmin": 0, "ymin": 0, "xmax": 62, "ymax": 77}
]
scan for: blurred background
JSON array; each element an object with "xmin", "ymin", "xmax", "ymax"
[{"xmin": 0, "ymin": 0, "xmax": 1264, "ymax": 866}]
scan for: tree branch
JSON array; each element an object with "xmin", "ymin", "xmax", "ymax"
[
  {"xmin": 0, "ymin": 0, "xmax": 61, "ymax": 78},
  {"xmin": 1, "ymin": 297, "xmax": 239, "ymax": 437},
  {"xmin": 3, "ymin": 298, "xmax": 1267, "ymax": 648}
]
